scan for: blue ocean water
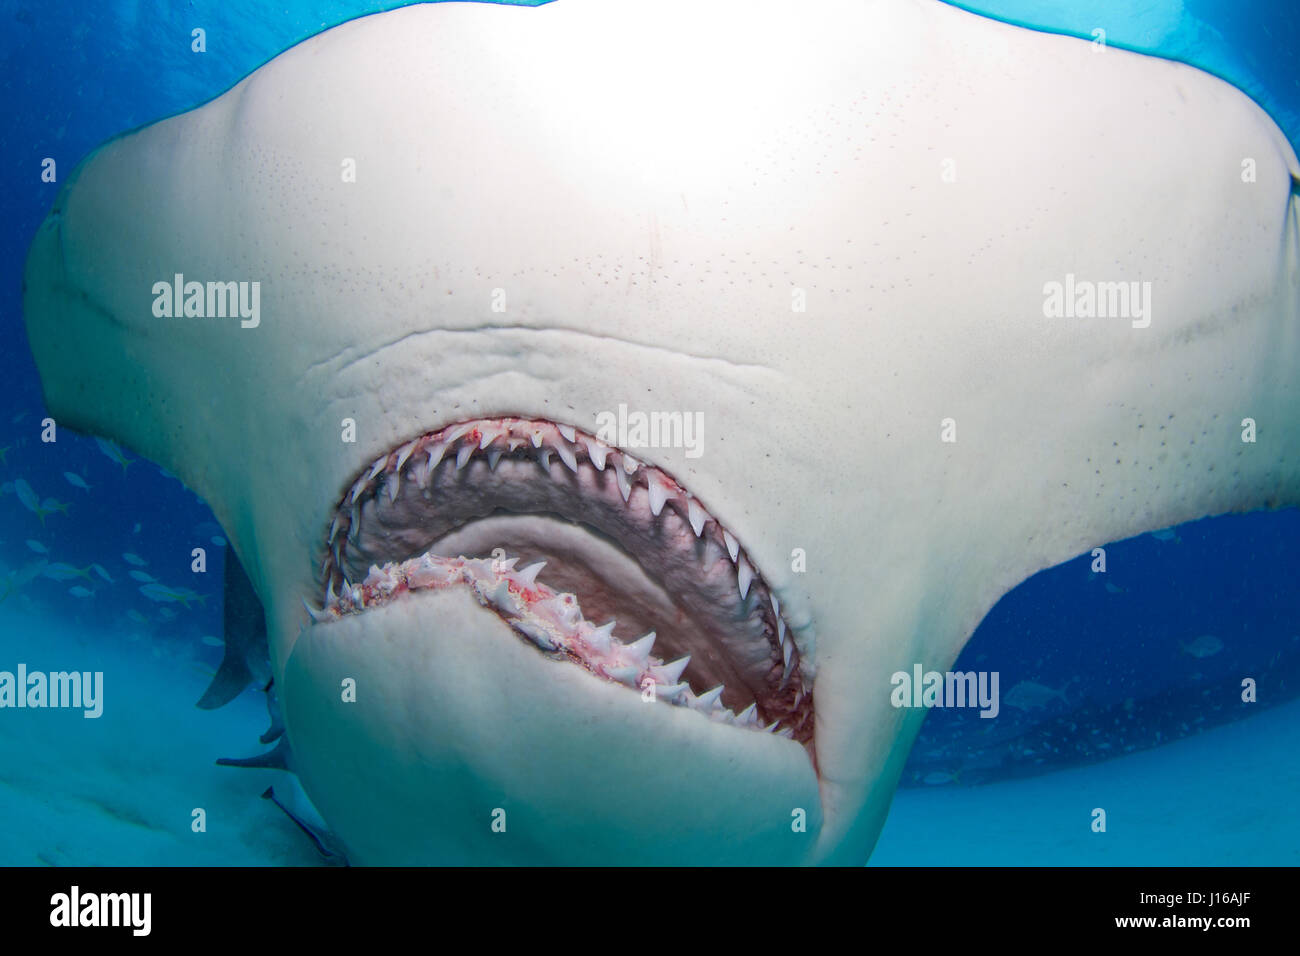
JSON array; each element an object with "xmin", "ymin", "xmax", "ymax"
[{"xmin": 0, "ymin": 0, "xmax": 1296, "ymax": 865}]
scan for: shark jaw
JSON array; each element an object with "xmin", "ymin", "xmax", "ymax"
[{"xmin": 304, "ymin": 417, "xmax": 815, "ymax": 748}]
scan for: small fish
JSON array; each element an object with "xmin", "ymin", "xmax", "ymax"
[
  {"xmin": 42, "ymin": 497, "xmax": 70, "ymax": 516},
  {"xmin": 0, "ymin": 446, "xmax": 10, "ymax": 465},
  {"xmin": 921, "ymin": 771, "xmax": 959, "ymax": 786},
  {"xmin": 128, "ymin": 570, "xmax": 157, "ymax": 583},
  {"xmin": 68, "ymin": 586, "xmax": 93, "ymax": 598},
  {"xmin": 126, "ymin": 609, "xmax": 149, "ymax": 625},
  {"xmin": 25, "ymin": 540, "xmax": 48, "ymax": 554},
  {"xmin": 1180, "ymin": 634, "xmax": 1224, "ymax": 659},
  {"xmin": 63, "ymin": 472, "xmax": 92, "ymax": 492},
  {"xmin": 41, "ymin": 562, "xmax": 93, "ymax": 582},
  {"xmin": 95, "ymin": 437, "xmax": 135, "ymax": 473},
  {"xmin": 158, "ymin": 606, "xmax": 178, "ymax": 621},
  {"xmin": 13, "ymin": 479, "xmax": 52, "ymax": 524},
  {"xmin": 1005, "ymin": 680, "xmax": 1070, "ymax": 711},
  {"xmin": 139, "ymin": 582, "xmax": 203, "ymax": 607},
  {"xmin": 1149, "ymin": 528, "xmax": 1181, "ymax": 543},
  {"xmin": 132, "ymin": 522, "xmax": 141, "ymax": 534},
  {"xmin": 122, "ymin": 552, "xmax": 148, "ymax": 566},
  {"xmin": 90, "ymin": 563, "xmax": 115, "ymax": 584},
  {"xmin": 212, "ymin": 536, "xmax": 227, "ymax": 547},
  {"xmin": 1104, "ymin": 582, "xmax": 1125, "ymax": 594},
  {"xmin": 201, "ymin": 635, "xmax": 225, "ymax": 648}
]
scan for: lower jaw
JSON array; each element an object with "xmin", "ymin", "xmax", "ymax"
[{"xmin": 281, "ymin": 585, "xmax": 824, "ymax": 865}]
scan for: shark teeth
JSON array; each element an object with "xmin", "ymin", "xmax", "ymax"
[
  {"xmin": 316, "ymin": 548, "xmax": 790, "ymax": 735},
  {"xmin": 318, "ymin": 416, "xmax": 812, "ymax": 743}
]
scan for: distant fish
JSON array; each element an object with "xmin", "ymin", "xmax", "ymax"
[
  {"xmin": 41, "ymin": 562, "xmax": 92, "ymax": 582},
  {"xmin": 63, "ymin": 472, "xmax": 92, "ymax": 492},
  {"xmin": 132, "ymin": 522, "xmax": 141, "ymax": 534},
  {"xmin": 139, "ymin": 582, "xmax": 205, "ymax": 608},
  {"xmin": 122, "ymin": 552, "xmax": 148, "ymax": 566},
  {"xmin": 1005, "ymin": 680, "xmax": 1070, "ymax": 711},
  {"xmin": 0, "ymin": 446, "xmax": 10, "ymax": 465},
  {"xmin": 68, "ymin": 586, "xmax": 93, "ymax": 598},
  {"xmin": 42, "ymin": 497, "xmax": 70, "ymax": 516},
  {"xmin": 90, "ymin": 563, "xmax": 114, "ymax": 584},
  {"xmin": 201, "ymin": 635, "xmax": 225, "ymax": 648},
  {"xmin": 1149, "ymin": 528, "xmax": 1181, "ymax": 543},
  {"xmin": 95, "ymin": 437, "xmax": 135, "ymax": 473},
  {"xmin": 25, "ymin": 540, "xmax": 48, "ymax": 554},
  {"xmin": 921, "ymin": 771, "xmax": 959, "ymax": 786},
  {"xmin": 13, "ymin": 479, "xmax": 52, "ymax": 524},
  {"xmin": 212, "ymin": 536, "xmax": 227, "ymax": 547},
  {"xmin": 1104, "ymin": 582, "xmax": 1125, "ymax": 594},
  {"xmin": 126, "ymin": 609, "xmax": 149, "ymax": 626},
  {"xmin": 128, "ymin": 570, "xmax": 156, "ymax": 583},
  {"xmin": 158, "ymin": 606, "xmax": 178, "ymax": 621},
  {"xmin": 1180, "ymin": 634, "xmax": 1224, "ymax": 659}
]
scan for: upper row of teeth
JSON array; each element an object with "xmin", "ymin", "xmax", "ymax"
[
  {"xmin": 306, "ymin": 551, "xmax": 798, "ymax": 738},
  {"xmin": 325, "ymin": 419, "xmax": 790, "ymax": 652}
]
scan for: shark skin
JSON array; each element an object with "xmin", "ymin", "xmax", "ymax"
[{"xmin": 21, "ymin": 0, "xmax": 1300, "ymax": 864}]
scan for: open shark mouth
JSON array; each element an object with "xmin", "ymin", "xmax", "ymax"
[{"xmin": 305, "ymin": 417, "xmax": 814, "ymax": 748}]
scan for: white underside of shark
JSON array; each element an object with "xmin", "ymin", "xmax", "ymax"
[{"xmin": 22, "ymin": 0, "xmax": 1300, "ymax": 864}]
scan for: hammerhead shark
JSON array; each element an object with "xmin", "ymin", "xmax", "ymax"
[{"xmin": 22, "ymin": 0, "xmax": 1300, "ymax": 863}]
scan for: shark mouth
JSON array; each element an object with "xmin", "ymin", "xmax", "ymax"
[{"xmin": 306, "ymin": 417, "xmax": 813, "ymax": 747}]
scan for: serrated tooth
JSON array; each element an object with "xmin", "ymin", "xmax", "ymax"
[
  {"xmin": 782, "ymin": 639, "xmax": 793, "ymax": 668},
  {"xmin": 649, "ymin": 654, "xmax": 690, "ymax": 684},
  {"xmin": 776, "ymin": 727, "xmax": 795, "ymax": 739},
  {"xmin": 794, "ymin": 686, "xmax": 804, "ymax": 709},
  {"xmin": 478, "ymin": 427, "xmax": 499, "ymax": 450},
  {"xmin": 488, "ymin": 578, "xmax": 512, "ymax": 608},
  {"xmin": 777, "ymin": 618, "xmax": 787, "ymax": 646},
  {"xmin": 326, "ymin": 580, "xmax": 338, "ymax": 606},
  {"xmin": 348, "ymin": 475, "xmax": 368, "ymax": 506},
  {"xmin": 647, "ymin": 481, "xmax": 668, "ymax": 516},
  {"xmin": 395, "ymin": 440, "xmax": 417, "ymax": 472},
  {"xmin": 736, "ymin": 702, "xmax": 757, "ymax": 725},
  {"xmin": 538, "ymin": 448, "xmax": 552, "ymax": 471},
  {"xmin": 328, "ymin": 514, "xmax": 341, "ymax": 544},
  {"xmin": 487, "ymin": 449, "xmax": 503, "ymax": 471},
  {"xmin": 365, "ymin": 457, "xmax": 387, "ymax": 482},
  {"xmin": 762, "ymin": 721, "xmax": 780, "ymax": 734},
  {"xmin": 507, "ymin": 437, "xmax": 524, "ymax": 452},
  {"xmin": 555, "ymin": 441, "xmax": 578, "ymax": 473},
  {"xmin": 587, "ymin": 621, "xmax": 616, "ymax": 654},
  {"xmin": 655, "ymin": 682, "xmax": 688, "ymax": 703},
  {"xmin": 780, "ymin": 655, "xmax": 795, "ymax": 690},
  {"xmin": 517, "ymin": 561, "xmax": 546, "ymax": 589},
  {"xmin": 623, "ymin": 631, "xmax": 656, "ymax": 663},
  {"xmin": 687, "ymin": 499, "xmax": 707, "ymax": 537},
  {"xmin": 348, "ymin": 501, "xmax": 361, "ymax": 540},
  {"xmin": 386, "ymin": 470, "xmax": 401, "ymax": 501},
  {"xmin": 770, "ymin": 593, "xmax": 780, "ymax": 617},
  {"xmin": 723, "ymin": 530, "xmax": 739, "ymax": 562},
  {"xmin": 737, "ymin": 558, "xmax": 754, "ymax": 599},
  {"xmin": 530, "ymin": 428, "xmax": 544, "ymax": 448},
  {"xmin": 514, "ymin": 619, "xmax": 557, "ymax": 652},
  {"xmin": 614, "ymin": 467, "xmax": 631, "ymax": 502},
  {"xmin": 496, "ymin": 556, "xmax": 519, "ymax": 572},
  {"xmin": 301, "ymin": 597, "xmax": 331, "ymax": 623},
  {"xmin": 445, "ymin": 423, "xmax": 473, "ymax": 443},
  {"xmin": 621, "ymin": 453, "xmax": 639, "ymax": 474},
  {"xmin": 557, "ymin": 423, "xmax": 576, "ymax": 442},
  {"xmin": 693, "ymin": 684, "xmax": 725, "ymax": 712},
  {"xmin": 455, "ymin": 444, "xmax": 474, "ymax": 470},
  {"xmin": 584, "ymin": 440, "xmax": 607, "ymax": 471},
  {"xmin": 605, "ymin": 664, "xmax": 640, "ymax": 686},
  {"xmin": 710, "ymin": 707, "xmax": 735, "ymax": 724}
]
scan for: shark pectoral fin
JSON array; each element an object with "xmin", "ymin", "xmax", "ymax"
[
  {"xmin": 197, "ymin": 544, "xmax": 271, "ymax": 709},
  {"xmin": 262, "ymin": 780, "xmax": 347, "ymax": 863}
]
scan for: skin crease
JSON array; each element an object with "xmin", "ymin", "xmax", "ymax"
[{"xmin": 22, "ymin": 0, "xmax": 1300, "ymax": 863}]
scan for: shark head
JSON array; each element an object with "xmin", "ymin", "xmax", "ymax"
[{"xmin": 22, "ymin": 0, "xmax": 1300, "ymax": 864}]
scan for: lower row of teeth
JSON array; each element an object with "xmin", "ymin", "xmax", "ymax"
[{"xmin": 304, "ymin": 550, "xmax": 795, "ymax": 738}]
